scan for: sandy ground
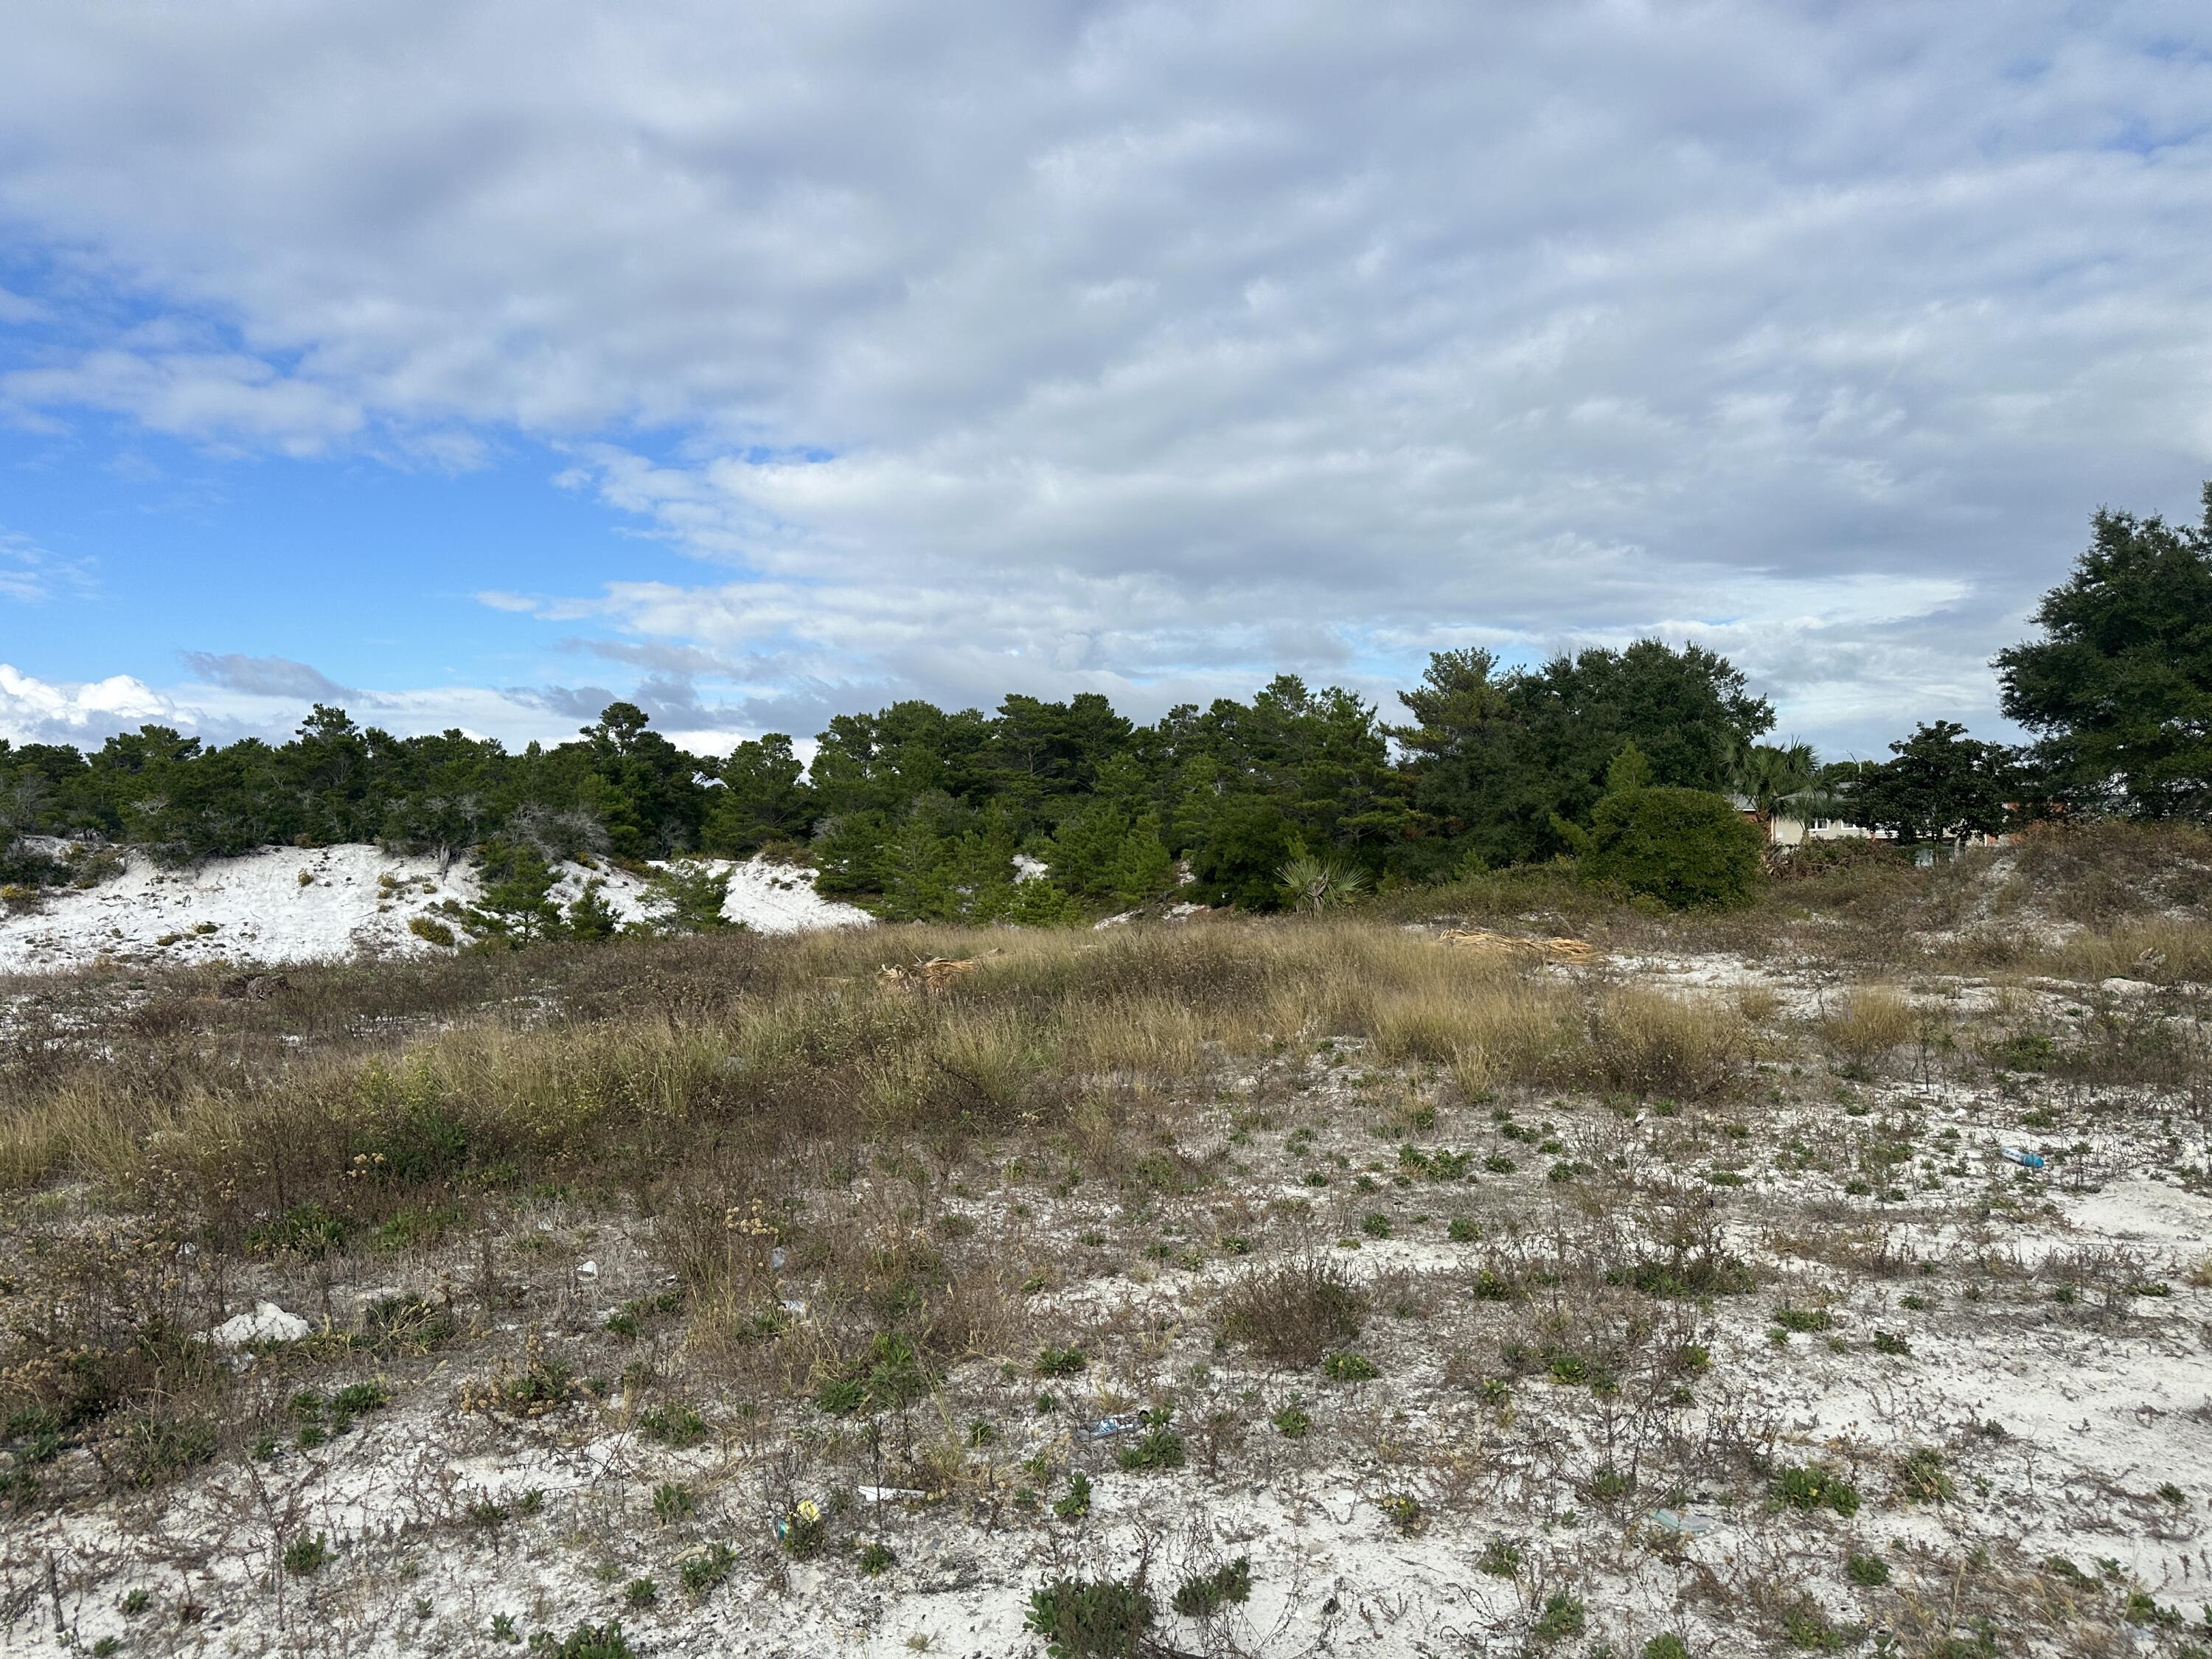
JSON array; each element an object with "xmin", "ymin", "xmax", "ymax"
[
  {"xmin": 0, "ymin": 848, "xmax": 869, "ymax": 974},
  {"xmin": 7, "ymin": 1023, "xmax": 2209, "ymax": 1659}
]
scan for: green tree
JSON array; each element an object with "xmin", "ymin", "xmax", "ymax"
[
  {"xmin": 469, "ymin": 841, "xmax": 568, "ymax": 943},
  {"xmin": 1390, "ymin": 640, "xmax": 1773, "ymax": 869},
  {"xmin": 1576, "ymin": 782, "xmax": 1766, "ymax": 909},
  {"xmin": 977, "ymin": 692, "xmax": 1133, "ymax": 817},
  {"xmin": 1043, "ymin": 801, "xmax": 1175, "ymax": 907},
  {"xmin": 574, "ymin": 703, "xmax": 708, "ymax": 857},
  {"xmin": 705, "ymin": 734, "xmax": 813, "ymax": 852},
  {"xmin": 1852, "ymin": 722, "xmax": 2017, "ymax": 846},
  {"xmin": 638, "ymin": 860, "xmax": 733, "ymax": 933},
  {"xmin": 1997, "ymin": 484, "xmax": 2212, "ymax": 818}
]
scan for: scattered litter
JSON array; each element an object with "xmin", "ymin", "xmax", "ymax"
[
  {"xmin": 769, "ymin": 1247, "xmax": 788, "ymax": 1271},
  {"xmin": 1645, "ymin": 1507, "xmax": 1718, "ymax": 1537},
  {"xmin": 858, "ymin": 1485, "xmax": 929, "ymax": 1504},
  {"xmin": 1439, "ymin": 928, "xmax": 1598, "ymax": 964},
  {"xmin": 773, "ymin": 1500, "xmax": 822, "ymax": 1545},
  {"xmin": 2000, "ymin": 1146, "xmax": 2047, "ymax": 1170},
  {"xmin": 1082, "ymin": 1412, "xmax": 1144, "ymax": 1439},
  {"xmin": 577, "ymin": 1260, "xmax": 599, "ymax": 1278},
  {"xmin": 208, "ymin": 1302, "xmax": 311, "ymax": 1348},
  {"xmin": 779, "ymin": 1298, "xmax": 808, "ymax": 1317}
]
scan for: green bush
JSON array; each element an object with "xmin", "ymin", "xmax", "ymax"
[
  {"xmin": 1780, "ymin": 1599, "xmax": 1854, "ymax": 1650},
  {"xmin": 639, "ymin": 860, "xmax": 732, "ymax": 934},
  {"xmin": 1171, "ymin": 1557, "xmax": 1252, "ymax": 1618},
  {"xmin": 636, "ymin": 1404, "xmax": 707, "ymax": 1447},
  {"xmin": 678, "ymin": 1542, "xmax": 734, "ymax": 1596},
  {"xmin": 1577, "ymin": 785, "xmax": 1764, "ymax": 909},
  {"xmin": 1846, "ymin": 1553, "xmax": 1890, "ymax": 1587},
  {"xmin": 121, "ymin": 1414, "xmax": 218, "ymax": 1484},
  {"xmin": 246, "ymin": 1200, "xmax": 354, "ymax": 1258},
  {"xmin": 1533, "ymin": 1591, "xmax": 1586, "ymax": 1641},
  {"xmin": 1773, "ymin": 1463, "xmax": 1860, "ymax": 1517},
  {"xmin": 1115, "ymin": 1415, "xmax": 1186, "ymax": 1472},
  {"xmin": 1026, "ymin": 1577, "xmax": 1155, "ymax": 1658},
  {"xmin": 535, "ymin": 1623, "xmax": 633, "ymax": 1659},
  {"xmin": 1052, "ymin": 1470, "xmax": 1093, "ymax": 1519},
  {"xmin": 1896, "ymin": 1447, "xmax": 1955, "ymax": 1503}
]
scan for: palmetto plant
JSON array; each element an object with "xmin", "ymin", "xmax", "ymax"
[
  {"xmin": 1277, "ymin": 853, "xmax": 1368, "ymax": 913},
  {"xmin": 1731, "ymin": 740, "xmax": 1818, "ymax": 820}
]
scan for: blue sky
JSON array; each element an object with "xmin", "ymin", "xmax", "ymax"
[{"xmin": 3, "ymin": 1, "xmax": 2211, "ymax": 759}]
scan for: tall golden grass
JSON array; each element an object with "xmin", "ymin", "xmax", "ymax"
[
  {"xmin": 0, "ymin": 918, "xmax": 1775, "ymax": 1217},
  {"xmin": 5, "ymin": 841, "xmax": 2202, "ymax": 1218}
]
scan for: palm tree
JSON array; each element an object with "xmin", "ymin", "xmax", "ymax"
[{"xmin": 1731, "ymin": 742, "xmax": 1819, "ymax": 838}]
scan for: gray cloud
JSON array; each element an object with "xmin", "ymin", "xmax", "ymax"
[
  {"xmin": 4, "ymin": 4, "xmax": 2212, "ymax": 753},
  {"xmin": 559, "ymin": 637, "xmax": 733, "ymax": 677},
  {"xmin": 179, "ymin": 651, "xmax": 355, "ymax": 702},
  {"xmin": 511, "ymin": 684, "xmax": 623, "ymax": 725}
]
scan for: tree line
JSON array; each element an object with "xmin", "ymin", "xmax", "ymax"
[{"xmin": 2, "ymin": 483, "xmax": 2206, "ymax": 917}]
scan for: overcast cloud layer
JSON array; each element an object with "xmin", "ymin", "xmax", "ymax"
[{"xmin": 3, "ymin": 1, "xmax": 2211, "ymax": 755}]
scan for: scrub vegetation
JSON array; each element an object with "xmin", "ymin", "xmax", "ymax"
[{"xmin": 4, "ymin": 823, "xmax": 2211, "ymax": 1656}]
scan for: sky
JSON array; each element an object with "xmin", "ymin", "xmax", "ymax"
[{"xmin": 1, "ymin": 1, "xmax": 2210, "ymax": 762}]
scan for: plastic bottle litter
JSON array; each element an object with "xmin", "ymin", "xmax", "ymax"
[
  {"xmin": 773, "ymin": 1500, "xmax": 822, "ymax": 1544},
  {"xmin": 1082, "ymin": 1412, "xmax": 1143, "ymax": 1439},
  {"xmin": 1644, "ymin": 1507, "xmax": 1717, "ymax": 1537},
  {"xmin": 2000, "ymin": 1146, "xmax": 2047, "ymax": 1170}
]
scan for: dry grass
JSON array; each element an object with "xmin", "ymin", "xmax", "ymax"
[
  {"xmin": 4, "ymin": 824, "xmax": 2208, "ymax": 1657},
  {"xmin": 2035, "ymin": 917, "xmax": 2212, "ymax": 986},
  {"xmin": 1815, "ymin": 986, "xmax": 1916, "ymax": 1073},
  {"xmin": 1218, "ymin": 1256, "xmax": 1368, "ymax": 1366},
  {"xmin": 1584, "ymin": 984, "xmax": 1750, "ymax": 1099},
  {"xmin": 0, "ymin": 920, "xmax": 1642, "ymax": 1210}
]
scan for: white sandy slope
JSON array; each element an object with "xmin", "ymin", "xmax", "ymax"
[{"xmin": 0, "ymin": 846, "xmax": 869, "ymax": 975}]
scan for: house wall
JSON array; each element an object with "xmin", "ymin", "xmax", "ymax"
[{"xmin": 1768, "ymin": 815, "xmax": 1875, "ymax": 846}]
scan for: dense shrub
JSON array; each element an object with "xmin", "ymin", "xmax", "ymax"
[{"xmin": 1579, "ymin": 786, "xmax": 1764, "ymax": 908}]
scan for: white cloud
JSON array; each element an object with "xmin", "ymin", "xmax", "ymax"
[
  {"xmin": 0, "ymin": 664, "xmax": 172, "ymax": 743},
  {"xmin": 1, "ymin": 3, "xmax": 2211, "ymax": 751},
  {"xmin": 0, "ymin": 661, "xmax": 636, "ymax": 754},
  {"xmin": 0, "ymin": 529, "xmax": 91, "ymax": 603},
  {"xmin": 1, "ymin": 350, "xmax": 362, "ymax": 456}
]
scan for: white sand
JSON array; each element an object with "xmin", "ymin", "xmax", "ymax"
[{"xmin": 0, "ymin": 846, "xmax": 868, "ymax": 974}]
